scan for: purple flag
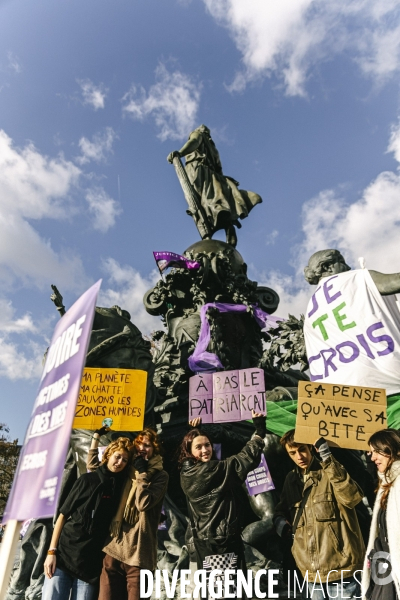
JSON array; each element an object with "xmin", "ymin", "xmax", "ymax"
[
  {"xmin": 245, "ymin": 454, "xmax": 275, "ymax": 496},
  {"xmin": 3, "ymin": 280, "xmax": 101, "ymax": 523},
  {"xmin": 188, "ymin": 302, "xmax": 284, "ymax": 373},
  {"xmin": 153, "ymin": 251, "xmax": 200, "ymax": 273}
]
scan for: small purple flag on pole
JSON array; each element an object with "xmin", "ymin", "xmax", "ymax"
[
  {"xmin": 3, "ymin": 280, "xmax": 101, "ymax": 523},
  {"xmin": 153, "ymin": 251, "xmax": 200, "ymax": 274}
]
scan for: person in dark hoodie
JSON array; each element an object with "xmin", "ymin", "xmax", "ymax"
[
  {"xmin": 42, "ymin": 436, "xmax": 132, "ymax": 600},
  {"xmin": 178, "ymin": 411, "xmax": 266, "ymax": 595}
]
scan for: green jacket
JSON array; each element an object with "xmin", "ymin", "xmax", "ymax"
[{"xmin": 275, "ymin": 455, "xmax": 365, "ymax": 582}]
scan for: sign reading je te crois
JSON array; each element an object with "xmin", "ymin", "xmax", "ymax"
[
  {"xmin": 72, "ymin": 367, "xmax": 147, "ymax": 431},
  {"xmin": 189, "ymin": 368, "xmax": 266, "ymax": 423},
  {"xmin": 295, "ymin": 380, "xmax": 387, "ymax": 450}
]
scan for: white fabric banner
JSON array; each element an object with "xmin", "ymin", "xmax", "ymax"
[{"xmin": 304, "ymin": 269, "xmax": 400, "ymax": 395}]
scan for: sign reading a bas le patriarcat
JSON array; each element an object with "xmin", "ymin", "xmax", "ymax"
[
  {"xmin": 72, "ymin": 367, "xmax": 147, "ymax": 431},
  {"xmin": 189, "ymin": 368, "xmax": 266, "ymax": 423},
  {"xmin": 295, "ymin": 380, "xmax": 387, "ymax": 450}
]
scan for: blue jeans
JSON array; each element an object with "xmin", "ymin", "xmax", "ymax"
[
  {"xmin": 301, "ymin": 575, "xmax": 361, "ymax": 600},
  {"xmin": 42, "ymin": 567, "xmax": 98, "ymax": 600}
]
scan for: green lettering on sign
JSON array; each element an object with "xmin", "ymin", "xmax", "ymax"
[
  {"xmin": 332, "ymin": 302, "xmax": 356, "ymax": 332},
  {"xmin": 312, "ymin": 314, "xmax": 329, "ymax": 341}
]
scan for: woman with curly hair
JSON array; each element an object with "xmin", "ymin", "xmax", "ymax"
[
  {"xmin": 87, "ymin": 427, "xmax": 168, "ymax": 600},
  {"xmin": 363, "ymin": 429, "xmax": 400, "ymax": 600},
  {"xmin": 42, "ymin": 436, "xmax": 132, "ymax": 600}
]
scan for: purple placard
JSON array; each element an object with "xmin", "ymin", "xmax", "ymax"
[
  {"xmin": 245, "ymin": 454, "xmax": 275, "ymax": 496},
  {"xmin": 212, "ymin": 370, "xmax": 241, "ymax": 423},
  {"xmin": 189, "ymin": 373, "xmax": 213, "ymax": 423},
  {"xmin": 239, "ymin": 368, "xmax": 266, "ymax": 420},
  {"xmin": 3, "ymin": 280, "xmax": 101, "ymax": 523}
]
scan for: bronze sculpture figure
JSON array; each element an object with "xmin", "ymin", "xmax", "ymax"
[{"xmin": 167, "ymin": 125, "xmax": 262, "ymax": 247}]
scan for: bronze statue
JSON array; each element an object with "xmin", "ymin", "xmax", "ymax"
[{"xmin": 167, "ymin": 125, "xmax": 262, "ymax": 247}]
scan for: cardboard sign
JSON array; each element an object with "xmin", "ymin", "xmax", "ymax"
[
  {"xmin": 189, "ymin": 373, "xmax": 213, "ymax": 423},
  {"xmin": 189, "ymin": 368, "xmax": 266, "ymax": 423},
  {"xmin": 239, "ymin": 369, "xmax": 266, "ymax": 420},
  {"xmin": 245, "ymin": 454, "xmax": 275, "ymax": 496},
  {"xmin": 72, "ymin": 368, "xmax": 147, "ymax": 431},
  {"xmin": 295, "ymin": 381, "xmax": 387, "ymax": 450},
  {"xmin": 213, "ymin": 369, "xmax": 242, "ymax": 423},
  {"xmin": 213, "ymin": 368, "xmax": 265, "ymax": 423}
]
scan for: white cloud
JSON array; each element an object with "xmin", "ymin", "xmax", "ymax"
[
  {"xmin": 0, "ymin": 129, "xmax": 86, "ymax": 289},
  {"xmin": 6, "ymin": 51, "xmax": 22, "ymax": 74},
  {"xmin": 85, "ymin": 187, "xmax": 122, "ymax": 232},
  {"xmin": 265, "ymin": 229, "xmax": 279, "ymax": 246},
  {"xmin": 77, "ymin": 127, "xmax": 117, "ymax": 165},
  {"xmin": 78, "ymin": 79, "xmax": 108, "ymax": 110},
  {"xmin": 122, "ymin": 63, "xmax": 201, "ymax": 141},
  {"xmin": 0, "ymin": 298, "xmax": 46, "ymax": 381},
  {"xmin": 202, "ymin": 0, "xmax": 400, "ymax": 96},
  {"xmin": 0, "ymin": 338, "xmax": 42, "ymax": 380},
  {"xmin": 0, "ymin": 298, "xmax": 36, "ymax": 334},
  {"xmin": 100, "ymin": 258, "xmax": 163, "ymax": 334},
  {"xmin": 387, "ymin": 119, "xmax": 400, "ymax": 163}
]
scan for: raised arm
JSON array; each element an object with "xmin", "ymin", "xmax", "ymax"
[
  {"xmin": 226, "ymin": 412, "xmax": 266, "ymax": 482},
  {"xmin": 314, "ymin": 438, "xmax": 363, "ymax": 508},
  {"xmin": 86, "ymin": 427, "xmax": 108, "ymax": 471},
  {"xmin": 167, "ymin": 131, "xmax": 202, "ymax": 163},
  {"xmin": 369, "ymin": 270, "xmax": 400, "ymax": 295}
]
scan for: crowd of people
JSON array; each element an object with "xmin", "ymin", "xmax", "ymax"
[{"xmin": 39, "ymin": 416, "xmax": 400, "ymax": 600}]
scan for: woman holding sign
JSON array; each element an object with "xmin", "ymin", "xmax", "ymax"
[
  {"xmin": 42, "ymin": 436, "xmax": 133, "ymax": 600},
  {"xmin": 363, "ymin": 429, "xmax": 400, "ymax": 600},
  {"xmin": 178, "ymin": 411, "xmax": 266, "ymax": 593}
]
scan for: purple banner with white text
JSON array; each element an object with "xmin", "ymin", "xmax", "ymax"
[
  {"xmin": 153, "ymin": 251, "xmax": 200, "ymax": 273},
  {"xmin": 3, "ymin": 280, "xmax": 101, "ymax": 523}
]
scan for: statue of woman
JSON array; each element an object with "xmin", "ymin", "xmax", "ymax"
[{"xmin": 168, "ymin": 125, "xmax": 262, "ymax": 247}]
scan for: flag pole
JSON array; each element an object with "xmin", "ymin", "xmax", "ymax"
[{"xmin": 0, "ymin": 519, "xmax": 22, "ymax": 600}]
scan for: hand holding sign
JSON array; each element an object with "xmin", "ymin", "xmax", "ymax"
[{"xmin": 252, "ymin": 410, "xmax": 267, "ymax": 440}]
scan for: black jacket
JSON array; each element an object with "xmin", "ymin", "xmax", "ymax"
[
  {"xmin": 181, "ymin": 436, "xmax": 264, "ymax": 541},
  {"xmin": 57, "ymin": 464, "xmax": 125, "ymax": 584}
]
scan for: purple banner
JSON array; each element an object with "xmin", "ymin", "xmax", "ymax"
[
  {"xmin": 3, "ymin": 280, "xmax": 101, "ymax": 523},
  {"xmin": 188, "ymin": 302, "xmax": 283, "ymax": 373},
  {"xmin": 153, "ymin": 251, "xmax": 200, "ymax": 273},
  {"xmin": 245, "ymin": 454, "xmax": 275, "ymax": 496}
]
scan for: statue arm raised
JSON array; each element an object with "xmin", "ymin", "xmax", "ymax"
[
  {"xmin": 167, "ymin": 131, "xmax": 202, "ymax": 163},
  {"xmin": 369, "ymin": 270, "xmax": 400, "ymax": 295}
]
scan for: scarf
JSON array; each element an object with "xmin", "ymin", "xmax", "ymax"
[
  {"xmin": 109, "ymin": 453, "xmax": 164, "ymax": 538},
  {"xmin": 379, "ymin": 459, "xmax": 400, "ymax": 484}
]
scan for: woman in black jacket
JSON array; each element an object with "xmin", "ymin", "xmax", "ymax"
[
  {"xmin": 42, "ymin": 436, "xmax": 132, "ymax": 600},
  {"xmin": 178, "ymin": 412, "xmax": 266, "ymax": 586}
]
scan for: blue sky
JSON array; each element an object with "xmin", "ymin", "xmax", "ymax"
[{"xmin": 1, "ymin": 0, "xmax": 400, "ymax": 440}]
